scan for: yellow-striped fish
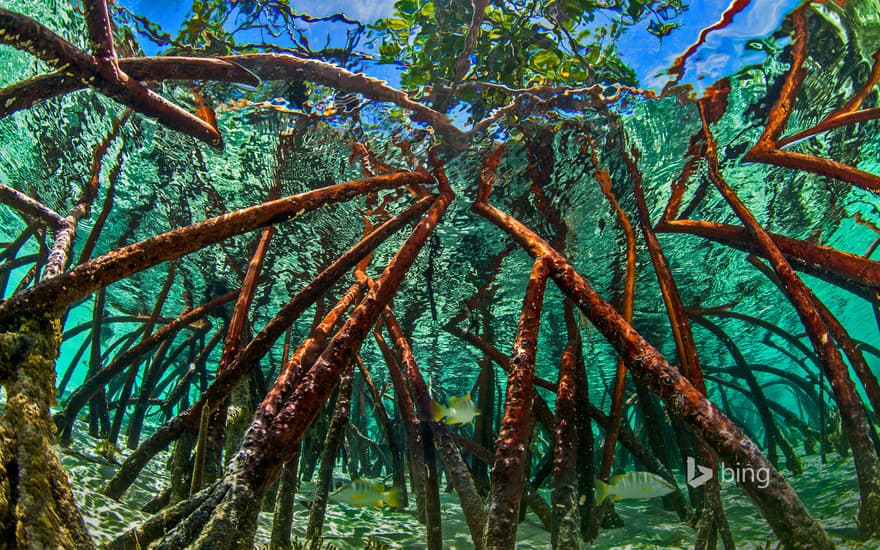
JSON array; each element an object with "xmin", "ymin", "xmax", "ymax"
[
  {"xmin": 330, "ymin": 479, "xmax": 401, "ymax": 508},
  {"xmin": 431, "ymin": 392, "xmax": 480, "ymax": 425},
  {"xmin": 595, "ymin": 471, "xmax": 676, "ymax": 503}
]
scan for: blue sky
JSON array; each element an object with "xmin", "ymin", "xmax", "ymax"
[
  {"xmin": 617, "ymin": 0, "xmax": 802, "ymax": 93},
  {"xmin": 119, "ymin": 0, "xmax": 396, "ymax": 36},
  {"xmin": 294, "ymin": 0, "xmax": 396, "ymax": 21}
]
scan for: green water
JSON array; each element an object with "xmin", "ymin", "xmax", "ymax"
[{"xmin": 0, "ymin": 0, "xmax": 879, "ymax": 547}]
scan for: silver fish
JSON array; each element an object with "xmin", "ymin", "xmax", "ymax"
[{"xmin": 595, "ymin": 471, "xmax": 676, "ymax": 503}]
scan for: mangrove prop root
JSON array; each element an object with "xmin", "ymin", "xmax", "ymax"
[
  {"xmin": 691, "ymin": 314, "xmax": 802, "ymax": 475},
  {"xmin": 523, "ymin": 482, "xmax": 553, "ymax": 531},
  {"xmin": 0, "ymin": 50, "xmax": 465, "ymax": 148},
  {"xmin": 147, "ymin": 179, "xmax": 452, "ymax": 548},
  {"xmin": 443, "ymin": 325, "xmax": 556, "ymax": 432},
  {"xmin": 472, "ymin": 192, "xmax": 834, "ymax": 548},
  {"xmin": 135, "ymin": 54, "xmax": 467, "ymax": 147},
  {"xmin": 0, "ymin": 6, "xmax": 222, "ymax": 147},
  {"xmin": 743, "ymin": 10, "xmax": 880, "ymax": 192},
  {"xmin": 86, "ymin": 288, "xmax": 109, "ymax": 438},
  {"xmin": 749, "ymin": 255, "xmax": 880, "ymax": 421},
  {"xmin": 562, "ymin": 301, "xmax": 599, "ymax": 538},
  {"xmin": 355, "ymin": 354, "xmax": 407, "ymax": 508},
  {"xmin": 199, "ymin": 226, "xmax": 275, "ymax": 489},
  {"xmin": 706, "ymin": 374, "xmax": 820, "ymax": 450},
  {"xmin": 630, "ymin": 153, "xmax": 702, "ymax": 385},
  {"xmin": 102, "ymin": 194, "xmax": 433, "ymax": 500},
  {"xmin": 655, "ymin": 219, "xmax": 880, "ymax": 303},
  {"xmin": 163, "ymin": 328, "xmax": 225, "ymax": 417},
  {"xmin": 0, "ymin": 57, "xmax": 257, "ymax": 119},
  {"xmin": 119, "ymin": 261, "xmax": 178, "ymax": 448},
  {"xmin": 0, "ymin": 182, "xmax": 62, "ymax": 229},
  {"xmin": 630, "ymin": 168, "xmax": 709, "ymax": 519},
  {"xmin": 0, "ymin": 171, "xmax": 431, "ymax": 321},
  {"xmin": 198, "ymin": 279, "xmax": 364, "ymax": 508},
  {"xmin": 0, "ymin": 332, "xmax": 30, "ymax": 383},
  {"xmin": 44, "ymin": 110, "xmax": 129, "ymax": 283},
  {"xmin": 701, "ymin": 96, "xmax": 880, "ymax": 539},
  {"xmin": 374, "ymin": 327, "xmax": 429, "ymax": 523},
  {"xmin": 450, "ymin": 430, "xmax": 554, "ymax": 532},
  {"xmin": 774, "ymin": 51, "xmax": 880, "ymax": 148},
  {"xmin": 474, "ymin": 330, "xmax": 495, "ymax": 493},
  {"xmin": 306, "ymin": 361, "xmax": 355, "ymax": 541},
  {"xmin": 551, "ymin": 342, "xmax": 580, "ymax": 549},
  {"xmin": 57, "ymin": 289, "xmax": 237, "ymax": 443},
  {"xmin": 123, "ymin": 274, "xmax": 357, "ymax": 546},
  {"xmin": 169, "ymin": 429, "xmax": 198, "ymax": 506},
  {"xmin": 269, "ymin": 459, "xmax": 300, "ymax": 549},
  {"xmin": 420, "ymin": 421, "xmax": 443, "ymax": 550},
  {"xmin": 77, "ymin": 141, "xmax": 125, "ymax": 265},
  {"xmin": 109, "ymin": 480, "xmax": 229, "ymax": 549},
  {"xmin": 586, "ymin": 402, "xmax": 690, "ymax": 521},
  {"xmin": 443, "ymin": 325, "xmax": 558, "ymax": 392},
  {"xmin": 0, "ymin": 312, "xmax": 95, "ymax": 548},
  {"xmin": 591, "ymin": 150, "xmax": 637, "ymax": 539},
  {"xmin": 484, "ymin": 258, "xmax": 549, "ymax": 549},
  {"xmin": 384, "ymin": 308, "xmax": 487, "ymax": 549}
]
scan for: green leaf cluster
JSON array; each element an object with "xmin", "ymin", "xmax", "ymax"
[{"xmin": 373, "ymin": 0, "xmax": 687, "ymax": 118}]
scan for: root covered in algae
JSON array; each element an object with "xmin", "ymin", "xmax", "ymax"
[{"xmin": 0, "ymin": 312, "xmax": 94, "ymax": 548}]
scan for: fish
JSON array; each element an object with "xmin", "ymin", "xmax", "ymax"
[
  {"xmin": 594, "ymin": 471, "xmax": 676, "ymax": 504},
  {"xmin": 330, "ymin": 479, "xmax": 401, "ymax": 508},
  {"xmin": 298, "ymin": 479, "xmax": 317, "ymax": 494},
  {"xmin": 94, "ymin": 440, "xmax": 121, "ymax": 464},
  {"xmin": 431, "ymin": 392, "xmax": 480, "ymax": 425},
  {"xmin": 193, "ymin": 91, "xmax": 218, "ymax": 132}
]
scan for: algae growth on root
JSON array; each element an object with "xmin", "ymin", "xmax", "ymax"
[{"xmin": 0, "ymin": 312, "xmax": 93, "ymax": 548}]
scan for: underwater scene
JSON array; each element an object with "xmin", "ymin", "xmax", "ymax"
[{"xmin": 0, "ymin": 0, "xmax": 879, "ymax": 548}]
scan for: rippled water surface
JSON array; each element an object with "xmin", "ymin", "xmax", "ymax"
[{"xmin": 1, "ymin": 0, "xmax": 879, "ymax": 547}]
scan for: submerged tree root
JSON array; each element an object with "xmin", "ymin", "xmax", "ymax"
[
  {"xmin": 484, "ymin": 259, "xmax": 549, "ymax": 548},
  {"xmin": 473, "ymin": 181, "xmax": 835, "ymax": 548},
  {"xmin": 700, "ymin": 92, "xmax": 880, "ymax": 540},
  {"xmin": 384, "ymin": 308, "xmax": 487, "ymax": 548},
  {"xmin": 114, "ymin": 176, "xmax": 453, "ymax": 548},
  {"xmin": 551, "ymin": 343, "xmax": 580, "ymax": 549},
  {"xmin": 0, "ymin": 4, "xmax": 875, "ymax": 549},
  {"xmin": 109, "ymin": 482, "xmax": 226, "ymax": 549},
  {"xmin": 0, "ymin": 313, "xmax": 94, "ymax": 548}
]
